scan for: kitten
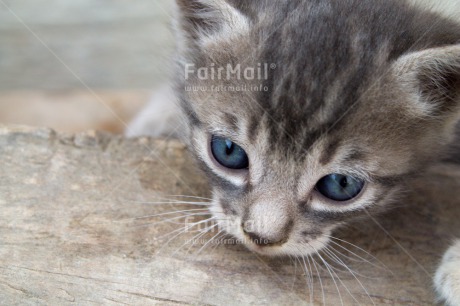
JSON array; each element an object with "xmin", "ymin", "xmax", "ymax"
[{"xmin": 128, "ymin": 0, "xmax": 460, "ymax": 304}]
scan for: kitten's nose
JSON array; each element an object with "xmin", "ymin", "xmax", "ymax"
[
  {"xmin": 244, "ymin": 230, "xmax": 286, "ymax": 246},
  {"xmin": 243, "ymin": 197, "xmax": 293, "ymax": 247}
]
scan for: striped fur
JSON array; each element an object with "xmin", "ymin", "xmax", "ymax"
[
  {"xmin": 129, "ymin": 0, "xmax": 460, "ymax": 303},
  {"xmin": 173, "ymin": 0, "xmax": 460, "ymax": 303}
]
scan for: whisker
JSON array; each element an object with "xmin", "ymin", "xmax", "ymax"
[
  {"xmin": 292, "ymin": 246, "xmax": 313, "ymax": 302},
  {"xmin": 314, "ymin": 243, "xmax": 369, "ymax": 305},
  {"xmin": 326, "ymin": 261, "xmax": 357, "ymax": 305},
  {"xmin": 209, "ymin": 230, "xmax": 228, "ymax": 251},
  {"xmin": 212, "ymin": 231, "xmax": 237, "ymax": 252},
  {"xmin": 133, "ymin": 208, "xmax": 209, "ymax": 220},
  {"xmin": 315, "ymin": 240, "xmax": 378, "ymax": 279},
  {"xmin": 327, "ymin": 261, "xmax": 360, "ymax": 306},
  {"xmin": 322, "ymin": 247, "xmax": 375, "ymax": 305},
  {"xmin": 300, "ymin": 256, "xmax": 314, "ymax": 304},
  {"xmin": 180, "ymin": 222, "xmax": 221, "ymax": 256},
  {"xmin": 128, "ymin": 200, "xmax": 211, "ymax": 206},
  {"xmin": 195, "ymin": 226, "xmax": 225, "ymax": 255},
  {"xmin": 155, "ymin": 216, "xmax": 218, "ymax": 254},
  {"xmin": 324, "ymin": 235, "xmax": 379, "ymax": 260},
  {"xmin": 289, "ymin": 255, "xmax": 297, "ymax": 291},
  {"xmin": 160, "ymin": 194, "xmax": 213, "ymax": 201},
  {"xmin": 327, "ymin": 243, "xmax": 377, "ymax": 266},
  {"xmin": 130, "ymin": 212, "xmax": 211, "ymax": 227},
  {"xmin": 326, "ymin": 245, "xmax": 387, "ymax": 280},
  {"xmin": 324, "ymin": 235, "xmax": 391, "ymax": 273},
  {"xmin": 321, "ymin": 248, "xmax": 376, "ymax": 279},
  {"xmin": 309, "ymin": 243, "xmax": 344, "ymax": 306},
  {"xmin": 178, "ymin": 221, "xmax": 226, "ymax": 256},
  {"xmin": 171, "ymin": 227, "xmax": 209, "ymax": 256},
  {"xmin": 309, "ymin": 254, "xmax": 326, "ymax": 306}
]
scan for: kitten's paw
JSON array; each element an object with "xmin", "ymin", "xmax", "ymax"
[
  {"xmin": 435, "ymin": 240, "xmax": 460, "ymax": 306},
  {"xmin": 126, "ymin": 85, "xmax": 182, "ymax": 138}
]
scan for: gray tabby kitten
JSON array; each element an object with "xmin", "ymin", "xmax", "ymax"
[{"xmin": 128, "ymin": 0, "xmax": 460, "ymax": 304}]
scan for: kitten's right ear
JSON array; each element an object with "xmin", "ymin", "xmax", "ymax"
[
  {"xmin": 174, "ymin": 0, "xmax": 250, "ymax": 45},
  {"xmin": 393, "ymin": 44, "xmax": 460, "ymax": 119}
]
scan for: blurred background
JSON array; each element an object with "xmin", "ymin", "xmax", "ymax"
[
  {"xmin": 0, "ymin": 0, "xmax": 175, "ymax": 133},
  {"xmin": 0, "ymin": 0, "xmax": 458, "ymax": 134}
]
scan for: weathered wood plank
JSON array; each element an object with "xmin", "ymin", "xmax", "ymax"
[{"xmin": 0, "ymin": 125, "xmax": 459, "ymax": 305}]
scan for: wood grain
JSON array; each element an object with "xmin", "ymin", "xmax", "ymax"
[{"xmin": 0, "ymin": 125, "xmax": 459, "ymax": 305}]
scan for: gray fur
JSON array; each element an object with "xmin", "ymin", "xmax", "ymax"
[{"xmin": 170, "ymin": 0, "xmax": 460, "ymax": 303}]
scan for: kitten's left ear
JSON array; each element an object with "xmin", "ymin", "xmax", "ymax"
[
  {"xmin": 174, "ymin": 0, "xmax": 250, "ymax": 46},
  {"xmin": 393, "ymin": 44, "xmax": 460, "ymax": 120}
]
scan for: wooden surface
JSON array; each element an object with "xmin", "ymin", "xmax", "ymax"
[{"xmin": 1, "ymin": 125, "xmax": 459, "ymax": 305}]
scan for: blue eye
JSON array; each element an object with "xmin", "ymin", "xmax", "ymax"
[
  {"xmin": 316, "ymin": 174, "xmax": 365, "ymax": 202},
  {"xmin": 211, "ymin": 136, "xmax": 249, "ymax": 170}
]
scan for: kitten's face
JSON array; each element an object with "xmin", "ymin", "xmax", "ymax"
[{"xmin": 175, "ymin": 0, "xmax": 460, "ymax": 256}]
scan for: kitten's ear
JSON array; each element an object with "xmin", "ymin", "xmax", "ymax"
[
  {"xmin": 174, "ymin": 0, "xmax": 250, "ymax": 44},
  {"xmin": 393, "ymin": 44, "xmax": 460, "ymax": 119}
]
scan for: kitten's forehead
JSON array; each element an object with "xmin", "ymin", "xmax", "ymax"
[{"xmin": 190, "ymin": 2, "xmax": 399, "ymax": 154}]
